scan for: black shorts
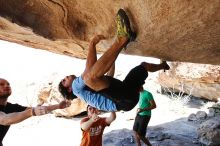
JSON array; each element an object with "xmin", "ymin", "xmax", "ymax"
[
  {"xmin": 100, "ymin": 64, "xmax": 148, "ymax": 111},
  {"xmin": 133, "ymin": 114, "xmax": 151, "ymax": 137},
  {"xmin": 123, "ymin": 64, "xmax": 148, "ymax": 90}
]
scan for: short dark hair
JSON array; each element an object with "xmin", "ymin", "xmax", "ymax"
[{"xmin": 58, "ymin": 81, "xmax": 77, "ymax": 100}]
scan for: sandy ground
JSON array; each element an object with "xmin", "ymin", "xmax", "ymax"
[
  {"xmin": 0, "ymin": 40, "xmax": 211, "ymax": 146},
  {"xmin": 3, "ymin": 92, "xmax": 208, "ymax": 146}
]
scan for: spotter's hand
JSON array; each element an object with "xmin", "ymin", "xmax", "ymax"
[{"xmin": 59, "ymin": 100, "xmax": 71, "ymax": 109}]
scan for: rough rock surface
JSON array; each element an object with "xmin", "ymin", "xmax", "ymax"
[
  {"xmin": 197, "ymin": 117, "xmax": 220, "ymax": 146},
  {"xmin": 158, "ymin": 62, "xmax": 220, "ymax": 101},
  {"xmin": 37, "ymin": 80, "xmax": 87, "ymax": 117},
  {"xmin": 104, "ymin": 121, "xmax": 201, "ymax": 146},
  {"xmin": 0, "ymin": 0, "xmax": 220, "ymax": 64}
]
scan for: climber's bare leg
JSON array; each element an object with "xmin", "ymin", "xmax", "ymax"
[
  {"xmin": 83, "ymin": 37, "xmax": 128, "ymax": 91},
  {"xmin": 83, "ymin": 8, "xmax": 136, "ymax": 91},
  {"xmin": 106, "ymin": 62, "xmax": 115, "ymax": 77},
  {"xmin": 140, "ymin": 61, "xmax": 170, "ymax": 72},
  {"xmin": 83, "ymin": 35, "xmax": 105, "ymax": 74}
]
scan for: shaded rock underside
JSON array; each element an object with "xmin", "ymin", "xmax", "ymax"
[{"xmin": 0, "ymin": 0, "xmax": 220, "ymax": 65}]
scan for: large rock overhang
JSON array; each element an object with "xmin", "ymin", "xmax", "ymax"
[{"xmin": 0, "ymin": 0, "xmax": 220, "ymax": 65}]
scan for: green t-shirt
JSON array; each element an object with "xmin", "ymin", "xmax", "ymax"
[{"xmin": 138, "ymin": 90, "xmax": 154, "ymax": 116}]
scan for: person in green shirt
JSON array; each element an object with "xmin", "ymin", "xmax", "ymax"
[{"xmin": 133, "ymin": 86, "xmax": 156, "ymax": 146}]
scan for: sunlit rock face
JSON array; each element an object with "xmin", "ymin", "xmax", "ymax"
[
  {"xmin": 37, "ymin": 81, "xmax": 87, "ymax": 117},
  {"xmin": 0, "ymin": 0, "xmax": 220, "ymax": 65},
  {"xmin": 158, "ymin": 62, "xmax": 220, "ymax": 101}
]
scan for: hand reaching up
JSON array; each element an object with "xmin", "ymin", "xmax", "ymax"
[{"xmin": 91, "ymin": 113, "xmax": 100, "ymax": 122}]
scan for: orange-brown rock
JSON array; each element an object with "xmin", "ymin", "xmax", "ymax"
[
  {"xmin": 158, "ymin": 62, "xmax": 220, "ymax": 101},
  {"xmin": 37, "ymin": 81, "xmax": 87, "ymax": 117},
  {"xmin": 0, "ymin": 0, "xmax": 220, "ymax": 64}
]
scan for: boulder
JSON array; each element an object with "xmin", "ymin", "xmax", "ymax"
[
  {"xmin": 37, "ymin": 80, "xmax": 87, "ymax": 117},
  {"xmin": 0, "ymin": 0, "xmax": 220, "ymax": 65},
  {"xmin": 197, "ymin": 117, "xmax": 220, "ymax": 146},
  {"xmin": 158, "ymin": 62, "xmax": 220, "ymax": 101}
]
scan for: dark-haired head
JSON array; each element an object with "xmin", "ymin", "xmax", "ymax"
[
  {"xmin": 58, "ymin": 75, "xmax": 77, "ymax": 100},
  {"xmin": 86, "ymin": 105, "xmax": 100, "ymax": 116}
]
